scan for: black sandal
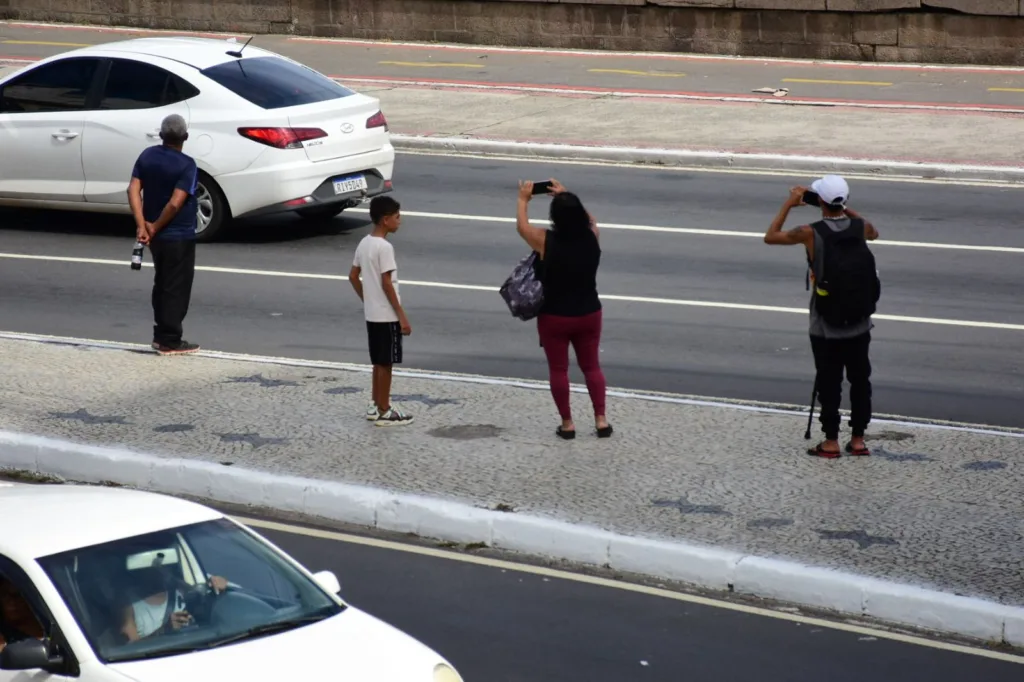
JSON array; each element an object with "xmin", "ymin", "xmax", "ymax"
[
  {"xmin": 807, "ymin": 442, "xmax": 841, "ymax": 459},
  {"xmin": 556, "ymin": 426, "xmax": 576, "ymax": 440},
  {"xmin": 597, "ymin": 424, "xmax": 613, "ymax": 438}
]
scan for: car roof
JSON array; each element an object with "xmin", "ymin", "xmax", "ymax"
[
  {"xmin": 65, "ymin": 36, "xmax": 280, "ymax": 71},
  {"xmin": 0, "ymin": 483, "xmax": 223, "ymax": 561}
]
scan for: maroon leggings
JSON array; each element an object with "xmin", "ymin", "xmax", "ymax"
[{"xmin": 537, "ymin": 310, "xmax": 607, "ymax": 421}]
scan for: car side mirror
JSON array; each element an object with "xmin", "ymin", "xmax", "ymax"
[
  {"xmin": 312, "ymin": 570, "xmax": 341, "ymax": 595},
  {"xmin": 0, "ymin": 638, "xmax": 61, "ymax": 671}
]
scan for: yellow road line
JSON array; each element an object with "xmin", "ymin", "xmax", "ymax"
[
  {"xmin": 1, "ymin": 39, "xmax": 91, "ymax": 47},
  {"xmin": 589, "ymin": 68, "xmax": 686, "ymax": 78},
  {"xmin": 989, "ymin": 87, "xmax": 1024, "ymax": 93},
  {"xmin": 783, "ymin": 78, "xmax": 893, "ymax": 87},
  {"xmin": 378, "ymin": 60, "xmax": 482, "ymax": 68},
  {"xmin": 234, "ymin": 515, "xmax": 1024, "ymax": 664}
]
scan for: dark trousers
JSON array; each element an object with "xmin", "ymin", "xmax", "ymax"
[
  {"xmin": 149, "ymin": 239, "xmax": 196, "ymax": 347},
  {"xmin": 810, "ymin": 332, "xmax": 872, "ymax": 440}
]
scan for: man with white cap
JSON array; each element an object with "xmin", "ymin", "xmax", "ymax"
[
  {"xmin": 764, "ymin": 175, "xmax": 881, "ymax": 459},
  {"xmin": 127, "ymin": 113, "xmax": 200, "ymax": 356}
]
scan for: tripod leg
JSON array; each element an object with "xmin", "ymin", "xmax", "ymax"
[{"xmin": 804, "ymin": 380, "xmax": 817, "ymax": 440}]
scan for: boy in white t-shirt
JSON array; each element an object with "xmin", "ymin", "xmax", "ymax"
[{"xmin": 349, "ymin": 196, "xmax": 414, "ymax": 426}]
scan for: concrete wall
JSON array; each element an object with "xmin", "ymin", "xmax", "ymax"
[{"xmin": 3, "ymin": 0, "xmax": 1024, "ymax": 65}]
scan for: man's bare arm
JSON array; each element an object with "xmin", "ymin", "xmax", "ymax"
[
  {"xmin": 149, "ymin": 188, "xmax": 190, "ymax": 235},
  {"xmin": 764, "ymin": 188, "xmax": 813, "ymax": 246},
  {"xmin": 127, "ymin": 178, "xmax": 148, "ymax": 242},
  {"xmin": 845, "ymin": 207, "xmax": 879, "ymax": 240}
]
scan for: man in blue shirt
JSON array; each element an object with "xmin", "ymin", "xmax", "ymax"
[{"xmin": 128, "ymin": 114, "xmax": 200, "ymax": 355}]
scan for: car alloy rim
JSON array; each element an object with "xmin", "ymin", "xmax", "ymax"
[{"xmin": 195, "ymin": 183, "xmax": 214, "ymax": 234}]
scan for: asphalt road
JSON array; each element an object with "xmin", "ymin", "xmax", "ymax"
[
  {"xmin": 1, "ymin": 155, "xmax": 1022, "ymax": 428},
  {"xmin": 248, "ymin": 518, "xmax": 1023, "ymax": 682},
  {"xmin": 3, "ymin": 21, "xmax": 1024, "ymax": 108}
]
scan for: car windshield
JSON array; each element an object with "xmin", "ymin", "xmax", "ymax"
[
  {"xmin": 36, "ymin": 518, "xmax": 344, "ymax": 663},
  {"xmin": 200, "ymin": 56, "xmax": 355, "ymax": 109}
]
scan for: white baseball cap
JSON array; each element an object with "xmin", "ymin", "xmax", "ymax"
[{"xmin": 810, "ymin": 175, "xmax": 850, "ymax": 206}]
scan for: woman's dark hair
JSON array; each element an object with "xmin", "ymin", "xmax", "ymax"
[{"xmin": 549, "ymin": 192, "xmax": 591, "ymax": 236}]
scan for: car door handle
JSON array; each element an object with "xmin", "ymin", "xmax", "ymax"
[{"xmin": 51, "ymin": 130, "xmax": 79, "ymax": 140}]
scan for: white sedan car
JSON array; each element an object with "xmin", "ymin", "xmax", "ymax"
[
  {"xmin": 0, "ymin": 483, "xmax": 462, "ymax": 682},
  {"xmin": 0, "ymin": 37, "xmax": 396, "ymax": 241}
]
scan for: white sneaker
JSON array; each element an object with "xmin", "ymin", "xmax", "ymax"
[{"xmin": 374, "ymin": 406, "xmax": 414, "ymax": 427}]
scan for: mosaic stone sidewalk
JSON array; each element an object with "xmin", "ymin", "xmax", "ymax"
[{"xmin": 1, "ymin": 337, "xmax": 1022, "ymax": 605}]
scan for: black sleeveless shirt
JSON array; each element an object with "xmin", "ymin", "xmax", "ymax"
[{"xmin": 537, "ymin": 228, "xmax": 602, "ymax": 317}]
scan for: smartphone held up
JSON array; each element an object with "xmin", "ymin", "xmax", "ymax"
[{"xmin": 531, "ymin": 180, "xmax": 553, "ymax": 195}]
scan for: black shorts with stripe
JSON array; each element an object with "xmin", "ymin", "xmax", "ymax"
[{"xmin": 366, "ymin": 321, "xmax": 403, "ymax": 366}]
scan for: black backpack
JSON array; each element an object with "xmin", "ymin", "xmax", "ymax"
[{"xmin": 810, "ymin": 218, "xmax": 881, "ymax": 328}]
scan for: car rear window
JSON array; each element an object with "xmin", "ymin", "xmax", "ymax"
[{"xmin": 200, "ymin": 56, "xmax": 355, "ymax": 110}]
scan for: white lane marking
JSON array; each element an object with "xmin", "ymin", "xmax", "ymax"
[
  {"xmin": 391, "ymin": 135, "xmax": 1024, "ymax": 185},
  {"xmin": 292, "ymin": 35, "xmax": 1024, "ymax": 74},
  {"xmin": 397, "ymin": 149, "xmax": 1024, "ymax": 189},
  {"xmin": 233, "ymin": 515, "xmax": 1024, "ymax": 664},
  {"xmin": 346, "ymin": 207, "xmax": 1024, "ymax": 255},
  {"xmin": 7, "ymin": 251, "xmax": 1024, "ymax": 330},
  {"xmin": 1, "ymin": 251, "xmax": 1022, "ymax": 331},
  {"xmin": 3, "ymin": 330, "xmax": 1021, "ymax": 437},
  {"xmin": 338, "ymin": 76, "xmax": 1024, "ymax": 114}
]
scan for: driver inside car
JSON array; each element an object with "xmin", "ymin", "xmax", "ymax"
[
  {"xmin": 0, "ymin": 576, "xmax": 45, "ymax": 652},
  {"xmin": 120, "ymin": 561, "xmax": 229, "ymax": 642}
]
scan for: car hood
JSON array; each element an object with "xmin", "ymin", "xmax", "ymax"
[{"xmin": 107, "ymin": 607, "xmax": 446, "ymax": 682}]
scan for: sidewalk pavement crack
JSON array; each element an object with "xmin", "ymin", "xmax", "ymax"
[
  {"xmin": 652, "ymin": 496, "xmax": 731, "ymax": 516},
  {"xmin": 47, "ymin": 408, "xmax": 128, "ymax": 425},
  {"xmin": 392, "ymin": 394, "xmax": 462, "ymax": 408},
  {"xmin": 324, "ymin": 386, "xmax": 363, "ymax": 395},
  {"xmin": 214, "ymin": 432, "xmax": 290, "ymax": 449},
  {"xmin": 815, "ymin": 529, "xmax": 898, "ymax": 550},
  {"xmin": 225, "ymin": 374, "xmax": 299, "ymax": 388}
]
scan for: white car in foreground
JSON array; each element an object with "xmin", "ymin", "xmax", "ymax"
[
  {"xmin": 0, "ymin": 483, "xmax": 462, "ymax": 682},
  {"xmin": 0, "ymin": 37, "xmax": 396, "ymax": 241}
]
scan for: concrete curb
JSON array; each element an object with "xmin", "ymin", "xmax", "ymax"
[
  {"xmin": 390, "ymin": 134, "xmax": 1024, "ymax": 185},
  {"xmin": 2, "ymin": 429, "xmax": 1022, "ymax": 648}
]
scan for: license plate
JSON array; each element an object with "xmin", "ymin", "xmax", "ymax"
[{"xmin": 333, "ymin": 175, "xmax": 368, "ymax": 195}]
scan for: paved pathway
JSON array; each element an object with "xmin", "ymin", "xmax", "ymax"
[{"xmin": 1, "ymin": 337, "xmax": 1022, "ymax": 605}]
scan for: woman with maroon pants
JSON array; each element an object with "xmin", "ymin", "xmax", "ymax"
[{"xmin": 516, "ymin": 179, "xmax": 612, "ymax": 440}]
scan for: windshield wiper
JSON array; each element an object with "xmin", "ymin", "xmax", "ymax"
[
  {"xmin": 200, "ymin": 611, "xmax": 336, "ymax": 649},
  {"xmin": 108, "ymin": 643, "xmax": 211, "ymax": 662}
]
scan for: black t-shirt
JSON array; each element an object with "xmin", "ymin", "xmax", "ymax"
[{"xmin": 538, "ymin": 229, "xmax": 602, "ymax": 317}]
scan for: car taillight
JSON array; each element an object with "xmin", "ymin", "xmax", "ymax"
[
  {"xmin": 237, "ymin": 127, "xmax": 328, "ymax": 149},
  {"xmin": 366, "ymin": 111, "xmax": 388, "ymax": 131}
]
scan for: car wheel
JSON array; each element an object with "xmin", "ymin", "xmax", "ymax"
[
  {"xmin": 296, "ymin": 205, "xmax": 345, "ymax": 222},
  {"xmin": 194, "ymin": 173, "xmax": 230, "ymax": 242}
]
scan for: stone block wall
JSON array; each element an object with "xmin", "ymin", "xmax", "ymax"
[{"xmin": 3, "ymin": 0, "xmax": 1024, "ymax": 65}]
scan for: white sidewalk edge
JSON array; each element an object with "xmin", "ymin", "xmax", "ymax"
[
  {"xmin": 1, "ymin": 429, "xmax": 1022, "ymax": 648},
  {"xmin": 389, "ymin": 135, "xmax": 1024, "ymax": 184},
  {"xmin": 3, "ymin": 330, "xmax": 1022, "ymax": 438}
]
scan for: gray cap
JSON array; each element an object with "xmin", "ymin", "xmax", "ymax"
[{"xmin": 159, "ymin": 114, "xmax": 188, "ymax": 141}]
